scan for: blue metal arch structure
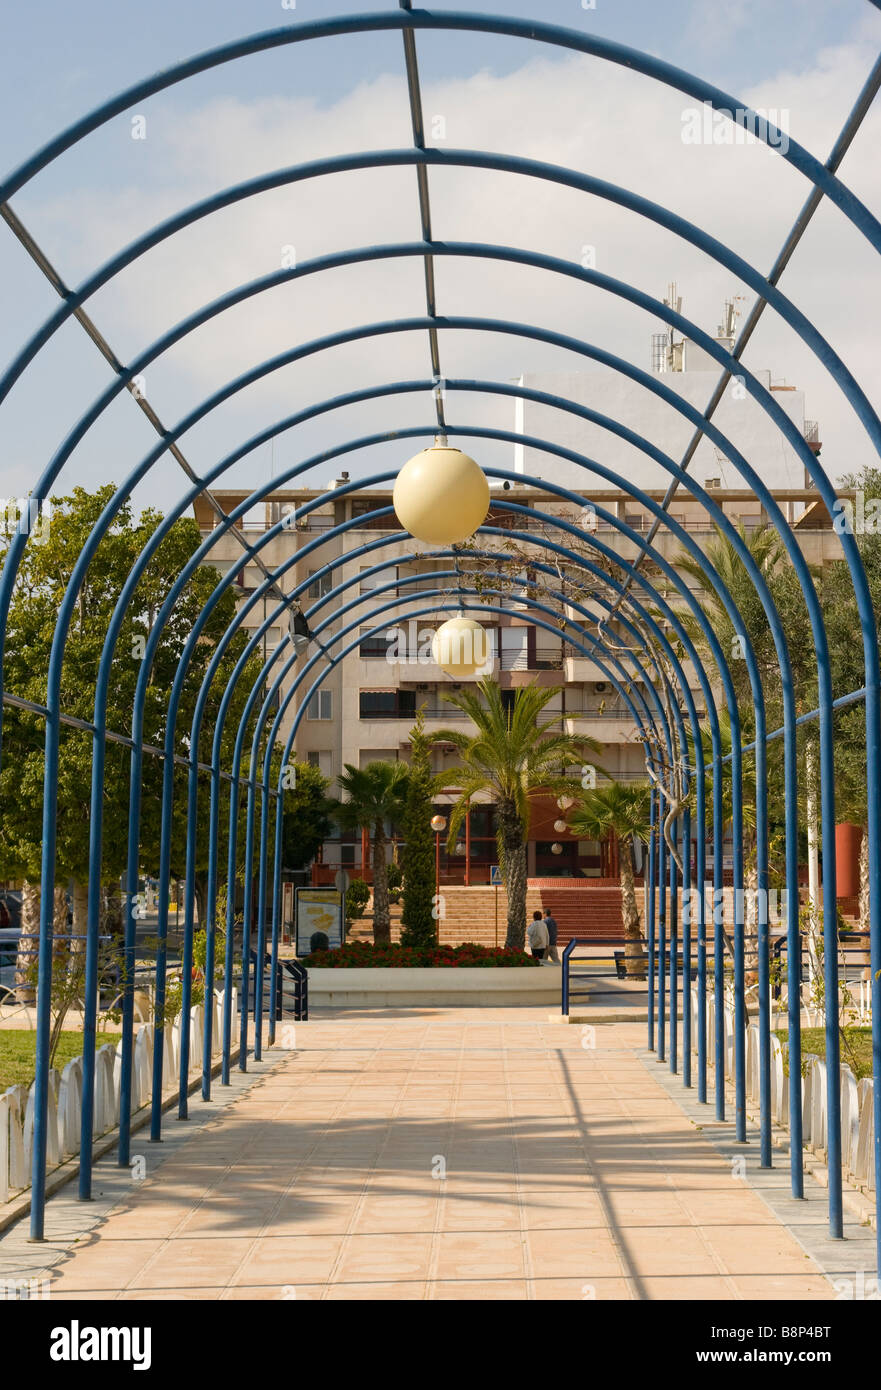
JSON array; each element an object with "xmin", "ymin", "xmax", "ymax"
[{"xmin": 0, "ymin": 8, "xmax": 879, "ymax": 1265}]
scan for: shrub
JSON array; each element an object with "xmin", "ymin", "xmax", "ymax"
[
  {"xmin": 301, "ymin": 941, "xmax": 540, "ymax": 969},
  {"xmin": 345, "ymin": 878, "xmax": 370, "ymax": 920},
  {"xmin": 387, "ymin": 862, "xmax": 403, "ymax": 905},
  {"xmin": 399, "ymin": 710, "xmax": 437, "ymax": 946}
]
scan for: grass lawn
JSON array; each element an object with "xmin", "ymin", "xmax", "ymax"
[
  {"xmin": 0, "ymin": 1031, "xmax": 120, "ymax": 1090},
  {"xmin": 775, "ymin": 1027, "xmax": 873, "ymax": 1080}
]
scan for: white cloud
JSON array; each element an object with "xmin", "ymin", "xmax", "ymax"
[{"xmin": 21, "ymin": 33, "xmax": 881, "ymax": 498}]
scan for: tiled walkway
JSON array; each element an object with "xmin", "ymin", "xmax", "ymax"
[{"xmin": 4, "ymin": 1010, "xmax": 838, "ymax": 1300}]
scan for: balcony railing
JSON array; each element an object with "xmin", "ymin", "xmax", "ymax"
[{"xmin": 564, "ymin": 707, "xmax": 638, "ymax": 720}]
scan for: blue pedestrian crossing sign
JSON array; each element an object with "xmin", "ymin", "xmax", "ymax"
[{"xmin": 490, "ymin": 865, "xmax": 503, "ymax": 885}]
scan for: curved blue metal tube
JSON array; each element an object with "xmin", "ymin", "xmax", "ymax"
[
  {"xmin": 242, "ymin": 483, "xmax": 732, "ymax": 1070},
  {"xmin": 129, "ymin": 445, "xmax": 746, "ymax": 1167},
  {"xmin": 70, "ymin": 366, "xmax": 790, "ymax": 1187},
  {"xmin": 10, "ymin": 190, "xmax": 861, "ymax": 1234},
  {"xmin": 51, "ymin": 394, "xmax": 767, "ymax": 1217},
  {"xmin": 4, "ymin": 4, "xmax": 876, "ymax": 1248},
  {"xmin": 6, "ymin": 315, "xmax": 827, "ymax": 1185},
  {"xmin": 209, "ymin": 550, "xmax": 672, "ymax": 1069},
  {"xmin": 190, "ymin": 469, "xmax": 728, "ymax": 1084},
  {"xmin": 3, "ymin": 11, "xmax": 877, "ymax": 248}
]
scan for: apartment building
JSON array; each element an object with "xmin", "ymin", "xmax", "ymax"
[{"xmin": 192, "ymin": 314, "xmax": 840, "ymax": 884}]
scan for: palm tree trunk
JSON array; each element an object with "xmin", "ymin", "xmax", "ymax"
[
  {"xmin": 371, "ymin": 823, "xmax": 392, "ymax": 945},
  {"xmin": 620, "ymin": 838, "xmax": 646, "ymax": 978},
  {"xmin": 70, "ymin": 879, "xmax": 88, "ymax": 961},
  {"xmin": 859, "ymin": 826, "xmax": 870, "ymax": 978},
  {"xmin": 52, "ymin": 884, "xmax": 69, "ymax": 966},
  {"xmin": 744, "ymin": 839, "xmax": 759, "ymax": 989},
  {"xmin": 499, "ymin": 805, "xmax": 527, "ymax": 950},
  {"xmin": 15, "ymin": 879, "xmax": 40, "ymax": 1003}
]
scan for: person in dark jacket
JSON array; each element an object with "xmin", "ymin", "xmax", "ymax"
[{"xmin": 543, "ymin": 909, "xmax": 559, "ymax": 963}]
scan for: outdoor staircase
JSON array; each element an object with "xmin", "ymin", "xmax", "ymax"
[{"xmin": 348, "ymin": 880, "xmax": 626, "ymax": 947}]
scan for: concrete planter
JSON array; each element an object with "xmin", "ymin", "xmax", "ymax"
[{"xmin": 307, "ymin": 965, "xmax": 560, "ymax": 1008}]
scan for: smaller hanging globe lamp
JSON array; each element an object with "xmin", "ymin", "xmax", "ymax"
[{"xmin": 432, "ymin": 615, "xmax": 491, "ymax": 679}]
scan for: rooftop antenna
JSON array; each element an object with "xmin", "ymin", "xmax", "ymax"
[
  {"xmin": 718, "ymin": 294, "xmax": 746, "ymax": 339},
  {"xmin": 664, "ymin": 281, "xmax": 682, "ymax": 317},
  {"xmin": 652, "ymin": 281, "xmax": 683, "ymax": 373}
]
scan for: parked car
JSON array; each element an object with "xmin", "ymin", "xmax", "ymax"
[
  {"xmin": 0, "ymin": 927, "xmax": 22, "ymax": 992},
  {"xmin": 0, "ymin": 890, "xmax": 21, "ymax": 931}
]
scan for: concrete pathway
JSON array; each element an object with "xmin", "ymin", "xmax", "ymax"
[{"xmin": 0, "ymin": 1009, "xmax": 846, "ymax": 1300}]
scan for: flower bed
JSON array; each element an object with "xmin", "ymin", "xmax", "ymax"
[{"xmin": 302, "ymin": 942, "xmax": 539, "ymax": 969}]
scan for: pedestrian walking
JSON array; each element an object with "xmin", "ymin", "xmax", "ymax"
[
  {"xmin": 527, "ymin": 910, "xmax": 549, "ymax": 960},
  {"xmin": 543, "ymin": 908, "xmax": 559, "ymax": 962}
]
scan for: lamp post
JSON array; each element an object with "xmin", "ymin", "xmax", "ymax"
[
  {"xmin": 431, "ymin": 814, "xmax": 446, "ymax": 942},
  {"xmin": 427, "ymin": 811, "xmax": 444, "ymax": 900},
  {"xmin": 395, "ymin": 441, "xmax": 487, "ymax": 928}
]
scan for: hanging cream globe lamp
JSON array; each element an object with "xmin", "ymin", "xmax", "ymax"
[{"xmin": 393, "ymin": 435, "xmax": 489, "ymax": 544}]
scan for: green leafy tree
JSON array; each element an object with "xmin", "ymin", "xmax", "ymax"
[
  {"xmin": 818, "ymin": 464, "xmax": 881, "ymax": 930},
  {"xmin": 671, "ymin": 519, "xmax": 817, "ymax": 897},
  {"xmin": 567, "ymin": 782, "xmax": 651, "ymax": 976},
  {"xmin": 333, "ymin": 762, "xmax": 409, "ymax": 945},
  {"xmin": 281, "ymin": 761, "xmax": 336, "ymax": 871},
  {"xmin": 432, "ymin": 679, "xmax": 600, "ymax": 949},
  {"xmin": 0, "ymin": 485, "xmax": 262, "ymax": 982},
  {"xmin": 400, "ymin": 710, "xmax": 437, "ymax": 947}
]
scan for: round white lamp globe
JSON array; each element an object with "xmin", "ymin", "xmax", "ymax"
[
  {"xmin": 432, "ymin": 616, "xmax": 490, "ymax": 679},
  {"xmin": 553, "ymin": 819, "xmax": 568, "ymax": 834},
  {"xmin": 430, "ymin": 815, "xmax": 447, "ymax": 833},
  {"xmin": 551, "ymin": 842, "xmax": 563, "ymax": 855},
  {"xmin": 393, "ymin": 438, "xmax": 489, "ymax": 544}
]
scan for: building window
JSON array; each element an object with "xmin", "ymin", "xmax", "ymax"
[
  {"xmin": 529, "ymin": 628, "xmax": 563, "ymax": 670},
  {"xmin": 307, "ymin": 690, "xmax": 332, "ymax": 721},
  {"xmin": 360, "ymin": 748, "xmax": 399, "ymax": 768},
  {"xmin": 359, "ymin": 689, "xmax": 417, "ymax": 719},
  {"xmin": 360, "ymin": 565, "xmax": 397, "ymax": 595},
  {"xmin": 359, "ymin": 627, "xmax": 390, "ymax": 658},
  {"xmin": 351, "ymin": 499, "xmax": 398, "ymax": 529},
  {"xmin": 306, "ymin": 569, "xmax": 332, "ymax": 599},
  {"xmin": 500, "ymin": 627, "xmax": 528, "ymax": 671},
  {"xmin": 307, "ymin": 750, "xmax": 333, "ymax": 776}
]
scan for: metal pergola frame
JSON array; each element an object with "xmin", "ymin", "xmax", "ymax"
[{"xmin": 0, "ymin": 8, "xmax": 879, "ymax": 1266}]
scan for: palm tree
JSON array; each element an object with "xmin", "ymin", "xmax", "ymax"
[
  {"xmin": 673, "ymin": 521, "xmax": 793, "ymax": 679},
  {"xmin": 567, "ymin": 782, "xmax": 651, "ymax": 977},
  {"xmin": 432, "ymin": 680, "xmax": 600, "ymax": 949},
  {"xmin": 334, "ymin": 761, "xmax": 410, "ymax": 945},
  {"xmin": 14, "ymin": 879, "xmax": 40, "ymax": 1004}
]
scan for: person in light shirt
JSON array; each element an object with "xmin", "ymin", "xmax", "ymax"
[{"xmin": 527, "ymin": 911, "xmax": 549, "ymax": 960}]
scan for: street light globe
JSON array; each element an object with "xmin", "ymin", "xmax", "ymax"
[
  {"xmin": 432, "ymin": 616, "xmax": 490, "ymax": 679},
  {"xmin": 551, "ymin": 842, "xmax": 563, "ymax": 855},
  {"xmin": 553, "ymin": 819, "xmax": 568, "ymax": 834},
  {"xmin": 556, "ymin": 795, "xmax": 574, "ymax": 811},
  {"xmin": 430, "ymin": 815, "xmax": 447, "ymax": 833},
  {"xmin": 393, "ymin": 438, "xmax": 489, "ymax": 544}
]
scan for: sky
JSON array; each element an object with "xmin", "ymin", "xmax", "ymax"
[{"xmin": 1, "ymin": 0, "xmax": 880, "ymax": 518}]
